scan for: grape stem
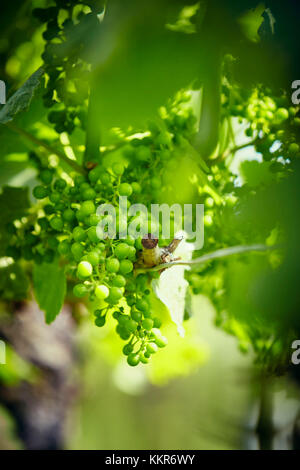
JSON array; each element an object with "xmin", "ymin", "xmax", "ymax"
[
  {"xmin": 4, "ymin": 122, "xmax": 86, "ymax": 175},
  {"xmin": 136, "ymin": 244, "xmax": 279, "ymax": 273}
]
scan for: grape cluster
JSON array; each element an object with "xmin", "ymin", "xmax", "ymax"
[
  {"xmin": 222, "ymin": 80, "xmax": 300, "ymax": 167},
  {"xmin": 33, "ymin": 1, "xmax": 104, "ymax": 134}
]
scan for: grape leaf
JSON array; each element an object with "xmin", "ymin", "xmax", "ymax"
[
  {"xmin": 33, "ymin": 260, "xmax": 66, "ymax": 324},
  {"xmin": 0, "ymin": 68, "xmax": 44, "ymax": 124},
  {"xmin": 237, "ymin": 4, "xmax": 266, "ymax": 43}
]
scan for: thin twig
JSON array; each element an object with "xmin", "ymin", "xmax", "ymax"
[
  {"xmin": 136, "ymin": 244, "xmax": 279, "ymax": 273},
  {"xmin": 5, "ymin": 122, "xmax": 86, "ymax": 175}
]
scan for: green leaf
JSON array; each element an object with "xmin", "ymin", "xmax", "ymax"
[
  {"xmin": 240, "ymin": 160, "xmax": 275, "ymax": 187},
  {"xmin": 238, "ymin": 3, "xmax": 266, "ymax": 43},
  {"xmin": 0, "ymin": 186, "xmax": 30, "ymax": 255},
  {"xmin": 0, "ymin": 68, "xmax": 44, "ymax": 124},
  {"xmin": 33, "ymin": 260, "xmax": 66, "ymax": 324}
]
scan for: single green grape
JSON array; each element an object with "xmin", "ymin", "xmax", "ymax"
[
  {"xmin": 71, "ymin": 242, "xmax": 84, "ymax": 261},
  {"xmin": 119, "ymin": 259, "xmax": 133, "ymax": 274},
  {"xmin": 50, "ymin": 216, "xmax": 64, "ymax": 231},
  {"xmin": 77, "ymin": 261, "xmax": 93, "ymax": 278},
  {"xmin": 33, "ymin": 185, "xmax": 48, "ymax": 199},
  {"xmin": 115, "ymin": 243, "xmax": 130, "ymax": 260},
  {"xmin": 95, "ymin": 316, "xmax": 106, "ymax": 327},
  {"xmin": 127, "ymin": 353, "xmax": 140, "ymax": 367},
  {"xmin": 73, "ymin": 226, "xmax": 86, "ymax": 242},
  {"xmin": 123, "ymin": 344, "xmax": 133, "ymax": 356},
  {"xmin": 73, "ymin": 283, "xmax": 88, "ymax": 298},
  {"xmin": 119, "ymin": 183, "xmax": 132, "ymax": 197},
  {"xmin": 81, "ymin": 200, "xmax": 95, "ymax": 216},
  {"xmin": 142, "ymin": 318, "xmax": 153, "ymax": 331},
  {"xmin": 95, "ymin": 284, "xmax": 109, "ymax": 300},
  {"xmin": 112, "ymin": 275, "xmax": 126, "ymax": 287},
  {"xmin": 40, "ymin": 169, "xmax": 53, "ymax": 185},
  {"xmin": 109, "ymin": 287, "xmax": 123, "ymax": 302},
  {"xmin": 106, "ymin": 258, "xmax": 120, "ymax": 273}
]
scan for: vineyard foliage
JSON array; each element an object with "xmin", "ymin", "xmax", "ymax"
[{"xmin": 0, "ymin": 0, "xmax": 299, "ymax": 381}]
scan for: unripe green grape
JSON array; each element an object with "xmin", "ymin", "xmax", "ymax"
[
  {"xmin": 95, "ymin": 316, "xmax": 106, "ymax": 327},
  {"xmin": 142, "ymin": 318, "xmax": 153, "ymax": 331},
  {"xmin": 49, "ymin": 192, "xmax": 60, "ymax": 204},
  {"xmin": 118, "ymin": 314, "xmax": 129, "ymax": 326},
  {"xmin": 119, "ymin": 183, "xmax": 132, "ymax": 197},
  {"xmin": 55, "ymin": 202, "xmax": 65, "ymax": 212},
  {"xmin": 100, "ymin": 173, "xmax": 111, "ymax": 185},
  {"xmin": 294, "ymin": 117, "xmax": 300, "ymax": 127},
  {"xmin": 126, "ymin": 295, "xmax": 136, "ymax": 306},
  {"xmin": 289, "ymin": 143, "xmax": 299, "ymax": 155},
  {"xmin": 87, "ymin": 226, "xmax": 99, "ymax": 243},
  {"xmin": 153, "ymin": 317, "xmax": 162, "ymax": 328},
  {"xmin": 109, "ymin": 286, "xmax": 123, "ymax": 302},
  {"xmin": 106, "ymin": 257, "xmax": 120, "ymax": 273},
  {"xmin": 63, "ymin": 208, "xmax": 75, "ymax": 222},
  {"xmin": 119, "ymin": 259, "xmax": 133, "ymax": 274},
  {"xmin": 136, "ymin": 274, "xmax": 148, "ymax": 291},
  {"xmin": 89, "ymin": 214, "xmax": 100, "ymax": 226},
  {"xmin": 71, "ymin": 242, "xmax": 84, "ymax": 260},
  {"xmin": 82, "ymin": 188, "xmax": 96, "ymax": 200},
  {"xmin": 115, "ymin": 243, "xmax": 130, "ymax": 260},
  {"xmin": 156, "ymin": 131, "xmax": 172, "ymax": 147},
  {"xmin": 80, "ymin": 200, "xmax": 95, "ymax": 216},
  {"xmin": 73, "ymin": 283, "xmax": 88, "ymax": 298},
  {"xmin": 33, "ymin": 185, "xmax": 48, "ymax": 199},
  {"xmin": 88, "ymin": 166, "xmax": 102, "ymax": 183},
  {"xmin": 139, "ymin": 353, "xmax": 149, "ymax": 364},
  {"xmin": 95, "ymin": 284, "xmax": 109, "ymax": 300},
  {"xmin": 77, "ymin": 261, "xmax": 93, "ymax": 278},
  {"xmin": 112, "ymin": 275, "xmax": 126, "ymax": 287},
  {"xmin": 155, "ymin": 335, "xmax": 168, "ymax": 348},
  {"xmin": 40, "ymin": 169, "xmax": 54, "ymax": 185},
  {"xmin": 136, "ymin": 146, "xmax": 151, "ymax": 161},
  {"xmin": 131, "ymin": 310, "xmax": 142, "ymax": 322},
  {"xmin": 275, "ymin": 107, "xmax": 289, "ymax": 123},
  {"xmin": 146, "ymin": 343, "xmax": 158, "ymax": 354},
  {"xmin": 44, "ymin": 204, "xmax": 55, "ymax": 215},
  {"xmin": 79, "ymin": 182, "xmax": 90, "ymax": 193},
  {"xmin": 85, "ymin": 251, "xmax": 100, "ymax": 266},
  {"xmin": 127, "ymin": 353, "xmax": 140, "ymax": 367},
  {"xmin": 112, "ymin": 162, "xmax": 124, "ymax": 176},
  {"xmin": 131, "ymin": 182, "xmax": 141, "ymax": 193},
  {"xmin": 54, "ymin": 178, "xmax": 67, "ymax": 192},
  {"xmin": 74, "ymin": 175, "xmax": 86, "ymax": 186},
  {"xmin": 50, "ymin": 216, "xmax": 64, "ymax": 231},
  {"xmin": 126, "ymin": 319, "xmax": 138, "ymax": 333},
  {"xmin": 58, "ymin": 239, "xmax": 71, "ymax": 256},
  {"xmin": 73, "ymin": 226, "xmax": 86, "ymax": 242},
  {"xmin": 116, "ymin": 325, "xmax": 131, "ymax": 340},
  {"xmin": 123, "ymin": 344, "xmax": 133, "ymax": 355},
  {"xmin": 136, "ymin": 298, "xmax": 149, "ymax": 312}
]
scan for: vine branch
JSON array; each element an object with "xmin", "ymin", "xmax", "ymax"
[
  {"xmin": 5, "ymin": 122, "xmax": 86, "ymax": 175},
  {"xmin": 136, "ymin": 243, "xmax": 279, "ymax": 273}
]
